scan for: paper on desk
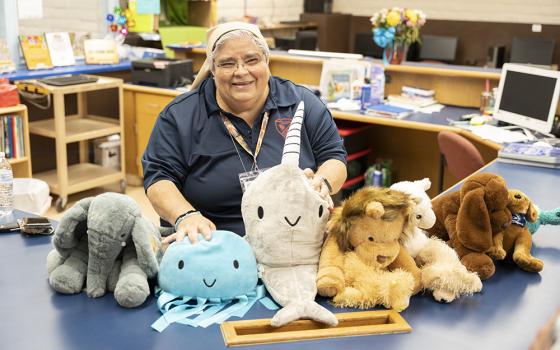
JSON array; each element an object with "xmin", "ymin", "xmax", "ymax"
[
  {"xmin": 386, "ymin": 101, "xmax": 444, "ymax": 114},
  {"xmin": 327, "ymin": 98, "xmax": 361, "ymax": 111},
  {"xmin": 418, "ymin": 103, "xmax": 445, "ymax": 114}
]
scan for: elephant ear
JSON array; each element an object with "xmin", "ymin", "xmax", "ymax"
[
  {"xmin": 53, "ymin": 197, "xmax": 94, "ymax": 257},
  {"xmin": 131, "ymin": 217, "xmax": 161, "ymax": 278},
  {"xmin": 456, "ymin": 187, "xmax": 493, "ymax": 252}
]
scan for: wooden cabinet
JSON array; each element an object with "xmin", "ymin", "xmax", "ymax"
[
  {"xmin": 135, "ymin": 92, "xmax": 173, "ymax": 170},
  {"xmin": 123, "ymin": 85, "xmax": 181, "ymax": 183},
  {"xmin": 299, "ymin": 13, "xmax": 351, "ymax": 52},
  {"xmin": 0, "ymin": 104, "xmax": 32, "ymax": 178},
  {"xmin": 28, "ymin": 76, "xmax": 126, "ymax": 211}
]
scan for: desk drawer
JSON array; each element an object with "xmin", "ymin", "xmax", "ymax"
[{"xmin": 135, "ymin": 93, "xmax": 174, "ymax": 116}]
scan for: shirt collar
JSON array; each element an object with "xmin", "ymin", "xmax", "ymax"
[{"xmin": 202, "ymin": 76, "xmax": 299, "ymax": 118}]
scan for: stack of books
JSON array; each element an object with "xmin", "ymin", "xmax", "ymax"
[
  {"xmin": 386, "ymin": 86, "xmax": 437, "ymax": 110},
  {"xmin": 365, "ymin": 104, "xmax": 411, "ymax": 119},
  {"xmin": 498, "ymin": 142, "xmax": 560, "ymax": 168},
  {"xmin": 0, "ymin": 115, "xmax": 25, "ymax": 159}
]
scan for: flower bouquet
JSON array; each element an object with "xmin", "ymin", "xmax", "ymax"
[{"xmin": 370, "ymin": 8, "xmax": 426, "ymax": 65}]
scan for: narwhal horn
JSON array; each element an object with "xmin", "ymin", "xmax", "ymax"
[{"xmin": 281, "ymin": 101, "xmax": 304, "ymax": 166}]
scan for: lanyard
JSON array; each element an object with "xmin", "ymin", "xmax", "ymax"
[{"xmin": 221, "ymin": 111, "xmax": 269, "ymax": 170}]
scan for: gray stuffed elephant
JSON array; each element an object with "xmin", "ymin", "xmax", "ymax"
[{"xmin": 46, "ymin": 192, "xmax": 162, "ymax": 308}]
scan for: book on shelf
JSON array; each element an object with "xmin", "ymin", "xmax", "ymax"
[
  {"xmin": 69, "ymin": 32, "xmax": 92, "ymax": 59},
  {"xmin": 0, "ymin": 115, "xmax": 25, "ymax": 159},
  {"xmin": 498, "ymin": 142, "xmax": 560, "ymax": 167},
  {"xmin": 19, "ymin": 34, "xmax": 53, "ymax": 70},
  {"xmin": 45, "ymin": 32, "xmax": 76, "ymax": 66},
  {"xmin": 83, "ymin": 39, "xmax": 119, "ymax": 64}
]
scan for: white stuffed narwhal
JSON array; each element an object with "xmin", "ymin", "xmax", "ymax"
[{"xmin": 241, "ymin": 101, "xmax": 338, "ymax": 327}]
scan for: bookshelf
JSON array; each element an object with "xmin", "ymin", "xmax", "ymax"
[{"xmin": 0, "ymin": 104, "xmax": 32, "ymax": 178}]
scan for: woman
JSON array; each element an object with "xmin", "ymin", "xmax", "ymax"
[{"xmin": 142, "ymin": 22, "xmax": 347, "ymax": 244}]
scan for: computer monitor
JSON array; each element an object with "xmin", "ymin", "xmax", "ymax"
[
  {"xmin": 493, "ymin": 63, "xmax": 560, "ymax": 135},
  {"xmin": 510, "ymin": 37, "xmax": 555, "ymax": 66},
  {"xmin": 354, "ymin": 33, "xmax": 383, "ymax": 58},
  {"xmin": 419, "ymin": 35, "xmax": 458, "ymax": 62},
  {"xmin": 295, "ymin": 30, "xmax": 318, "ymax": 50}
]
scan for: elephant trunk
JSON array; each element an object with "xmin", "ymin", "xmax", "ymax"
[{"xmin": 86, "ymin": 230, "xmax": 125, "ymax": 298}]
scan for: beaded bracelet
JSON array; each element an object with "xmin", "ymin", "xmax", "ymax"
[{"xmin": 174, "ymin": 210, "xmax": 201, "ymax": 231}]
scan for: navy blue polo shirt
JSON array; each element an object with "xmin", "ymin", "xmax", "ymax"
[{"xmin": 142, "ymin": 76, "xmax": 346, "ymax": 236}]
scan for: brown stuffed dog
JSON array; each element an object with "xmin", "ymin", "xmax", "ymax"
[
  {"xmin": 427, "ymin": 173, "xmax": 511, "ymax": 280},
  {"xmin": 316, "ymin": 187, "xmax": 421, "ymax": 311},
  {"xmin": 503, "ymin": 189, "xmax": 543, "ymax": 272}
]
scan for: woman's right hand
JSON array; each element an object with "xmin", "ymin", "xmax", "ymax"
[{"xmin": 162, "ymin": 213, "xmax": 216, "ymax": 245}]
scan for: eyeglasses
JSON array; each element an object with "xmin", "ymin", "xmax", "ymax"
[{"xmin": 215, "ymin": 54, "xmax": 264, "ymax": 73}]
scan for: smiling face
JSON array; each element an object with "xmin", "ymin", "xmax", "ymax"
[
  {"xmin": 157, "ymin": 231, "xmax": 258, "ymax": 299},
  {"xmin": 213, "ymin": 36, "xmax": 270, "ymax": 113}
]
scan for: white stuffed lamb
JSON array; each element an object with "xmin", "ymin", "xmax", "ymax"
[
  {"xmin": 390, "ymin": 178, "xmax": 483, "ymax": 302},
  {"xmin": 241, "ymin": 101, "xmax": 338, "ymax": 327}
]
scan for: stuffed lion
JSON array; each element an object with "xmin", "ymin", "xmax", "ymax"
[{"xmin": 316, "ymin": 187, "xmax": 421, "ymax": 311}]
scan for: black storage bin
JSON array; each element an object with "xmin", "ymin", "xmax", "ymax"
[{"xmin": 131, "ymin": 58, "xmax": 193, "ymax": 88}]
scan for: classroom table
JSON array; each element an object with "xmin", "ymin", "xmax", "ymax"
[{"xmin": 0, "ymin": 161, "xmax": 559, "ymax": 350}]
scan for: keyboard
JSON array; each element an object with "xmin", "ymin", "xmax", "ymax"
[
  {"xmin": 39, "ymin": 75, "xmax": 99, "ymax": 86},
  {"xmin": 468, "ymin": 124, "xmax": 529, "ymax": 143}
]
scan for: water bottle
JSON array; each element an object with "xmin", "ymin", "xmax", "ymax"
[
  {"xmin": 351, "ymin": 79, "xmax": 363, "ymax": 101},
  {"xmin": 360, "ymin": 79, "xmax": 371, "ymax": 112},
  {"xmin": 0, "ymin": 152, "xmax": 14, "ymax": 218},
  {"xmin": 373, "ymin": 167, "xmax": 383, "ymax": 187},
  {"xmin": 370, "ymin": 64, "xmax": 385, "ymax": 106}
]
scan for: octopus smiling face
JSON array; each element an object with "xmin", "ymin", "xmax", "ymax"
[{"xmin": 158, "ymin": 230, "xmax": 258, "ymax": 300}]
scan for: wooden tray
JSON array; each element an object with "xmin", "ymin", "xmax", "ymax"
[{"xmin": 221, "ymin": 310, "xmax": 411, "ymax": 347}]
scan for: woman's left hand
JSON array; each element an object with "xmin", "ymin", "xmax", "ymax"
[{"xmin": 303, "ymin": 168, "xmax": 334, "ymax": 209}]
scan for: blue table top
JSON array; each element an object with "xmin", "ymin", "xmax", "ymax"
[
  {"xmin": 337, "ymin": 105, "xmax": 477, "ymax": 127},
  {"xmin": 0, "ymin": 61, "xmax": 132, "ymax": 81},
  {"xmin": 1, "ymin": 162, "xmax": 559, "ymax": 350},
  {"xmin": 405, "ymin": 105, "xmax": 475, "ymax": 125}
]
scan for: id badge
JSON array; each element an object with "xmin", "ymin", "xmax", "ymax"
[{"xmin": 239, "ymin": 168, "xmax": 268, "ymax": 193}]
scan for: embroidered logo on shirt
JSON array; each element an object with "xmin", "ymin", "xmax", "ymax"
[
  {"xmin": 275, "ymin": 117, "xmax": 292, "ymax": 138},
  {"xmin": 511, "ymin": 213, "xmax": 527, "ymax": 227}
]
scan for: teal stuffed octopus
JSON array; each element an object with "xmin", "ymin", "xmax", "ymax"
[{"xmin": 527, "ymin": 207, "xmax": 560, "ymax": 234}]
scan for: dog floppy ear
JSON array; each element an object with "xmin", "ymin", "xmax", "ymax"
[
  {"xmin": 327, "ymin": 207, "xmax": 351, "ymax": 252},
  {"xmin": 457, "ymin": 187, "xmax": 493, "ymax": 252},
  {"xmin": 526, "ymin": 202, "xmax": 538, "ymax": 223}
]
